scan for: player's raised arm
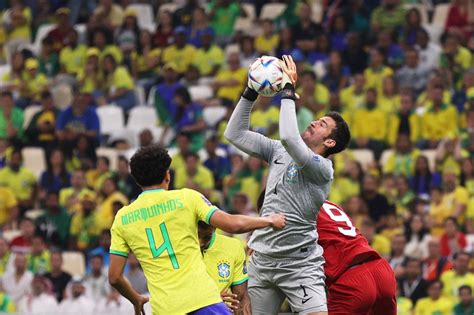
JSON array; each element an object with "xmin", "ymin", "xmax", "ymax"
[
  {"xmin": 209, "ymin": 209, "xmax": 285, "ymax": 234},
  {"xmin": 224, "ymin": 77, "xmax": 275, "ymax": 161}
]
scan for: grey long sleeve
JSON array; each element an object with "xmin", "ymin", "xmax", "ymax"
[
  {"xmin": 224, "ymin": 97, "xmax": 275, "ymax": 161},
  {"xmin": 279, "ymin": 98, "xmax": 333, "ymax": 183}
]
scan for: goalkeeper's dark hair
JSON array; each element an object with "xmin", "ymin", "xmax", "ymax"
[
  {"xmin": 324, "ymin": 111, "xmax": 350, "ymax": 157},
  {"xmin": 130, "ymin": 145, "xmax": 171, "ymax": 187}
]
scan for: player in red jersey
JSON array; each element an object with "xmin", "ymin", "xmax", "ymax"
[
  {"xmin": 317, "ymin": 200, "xmax": 397, "ymax": 314},
  {"xmin": 255, "ymin": 192, "xmax": 397, "ymax": 315}
]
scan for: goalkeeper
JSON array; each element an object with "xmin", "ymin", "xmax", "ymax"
[{"xmin": 224, "ymin": 55, "xmax": 350, "ymax": 314}]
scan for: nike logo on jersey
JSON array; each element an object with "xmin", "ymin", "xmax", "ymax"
[
  {"xmin": 302, "ymin": 296, "xmax": 313, "ymax": 304},
  {"xmin": 274, "ymin": 159, "xmax": 284, "ymax": 165}
]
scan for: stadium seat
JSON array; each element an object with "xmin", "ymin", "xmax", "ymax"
[
  {"xmin": 22, "ymin": 147, "xmax": 46, "ymax": 178},
  {"xmin": 134, "ymin": 86, "xmax": 146, "ymax": 106},
  {"xmin": 147, "ymin": 86, "xmax": 156, "ymax": 107},
  {"xmin": 74, "ymin": 24, "xmax": 87, "ymax": 44},
  {"xmin": 96, "ymin": 105, "xmax": 125, "ymax": 135},
  {"xmin": 312, "ymin": 2, "xmax": 323, "ymax": 23},
  {"xmin": 25, "ymin": 209, "xmax": 45, "ymax": 220},
  {"xmin": 235, "ymin": 3, "xmax": 257, "ymax": 33},
  {"xmin": 421, "ymin": 149, "xmax": 437, "ymax": 172},
  {"xmin": 0, "ymin": 64, "xmax": 11, "ymax": 83},
  {"xmin": 126, "ymin": 106, "xmax": 158, "ymax": 131},
  {"xmin": 33, "ymin": 24, "xmax": 55, "ymax": 55},
  {"xmin": 403, "ymin": 4, "xmax": 429, "ymax": 24},
  {"xmin": 432, "ymin": 3, "xmax": 451, "ymax": 28},
  {"xmin": 203, "ymin": 106, "xmax": 227, "ymax": 127},
  {"xmin": 379, "ymin": 149, "xmax": 394, "ymax": 168},
  {"xmin": 225, "ymin": 43, "xmax": 240, "ymax": 55},
  {"xmin": 96, "ymin": 147, "xmax": 119, "ymax": 171},
  {"xmin": 351, "ymin": 149, "xmax": 375, "ymax": 171},
  {"xmin": 189, "ymin": 85, "xmax": 214, "ymax": 101},
  {"xmin": 2, "ymin": 229, "xmax": 21, "ymax": 242},
  {"xmin": 128, "ymin": 4, "xmax": 156, "ymax": 32},
  {"xmin": 259, "ymin": 3, "xmax": 287, "ymax": 20},
  {"xmin": 158, "ymin": 3, "xmax": 179, "ymax": 15},
  {"xmin": 62, "ymin": 251, "xmax": 86, "ymax": 277},
  {"xmin": 22, "ymin": 105, "xmax": 42, "ymax": 128}
]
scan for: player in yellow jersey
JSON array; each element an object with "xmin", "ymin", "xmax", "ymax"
[
  {"xmin": 108, "ymin": 145, "xmax": 285, "ymax": 315},
  {"xmin": 198, "ymin": 221, "xmax": 250, "ymax": 315}
]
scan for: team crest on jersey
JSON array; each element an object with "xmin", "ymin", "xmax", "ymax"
[
  {"xmin": 286, "ymin": 163, "xmax": 299, "ymax": 183},
  {"xmin": 217, "ymin": 261, "xmax": 231, "ymax": 278}
]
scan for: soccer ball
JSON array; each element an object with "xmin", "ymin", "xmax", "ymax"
[{"xmin": 248, "ymin": 56, "xmax": 283, "ymax": 97}]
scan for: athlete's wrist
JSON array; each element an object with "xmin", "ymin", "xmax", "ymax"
[{"xmin": 242, "ymin": 87, "xmax": 258, "ymax": 101}]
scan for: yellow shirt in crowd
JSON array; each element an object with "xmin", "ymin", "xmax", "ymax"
[
  {"xmin": 352, "ymin": 107, "xmax": 389, "ymax": 142},
  {"xmin": 162, "ymin": 44, "xmax": 197, "ymax": 74},
  {"xmin": 193, "ymin": 45, "xmax": 225, "ymax": 77},
  {"xmin": 215, "ymin": 67, "xmax": 247, "ymax": 103},
  {"xmin": 59, "ymin": 45, "xmax": 87, "ymax": 75},
  {"xmin": 0, "ymin": 167, "xmax": 36, "ymax": 201},
  {"xmin": 0, "ymin": 187, "xmax": 17, "ymax": 226},
  {"xmin": 414, "ymin": 296, "xmax": 453, "ymax": 315},
  {"xmin": 109, "ymin": 188, "xmax": 222, "ymax": 314}
]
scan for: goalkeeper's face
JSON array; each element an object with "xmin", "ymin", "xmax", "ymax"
[{"xmin": 301, "ymin": 116, "xmax": 336, "ymax": 150}]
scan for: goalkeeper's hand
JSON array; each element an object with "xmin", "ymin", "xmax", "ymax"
[{"xmin": 280, "ymin": 55, "xmax": 298, "ymax": 88}]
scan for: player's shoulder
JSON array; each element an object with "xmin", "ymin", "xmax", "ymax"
[{"xmin": 217, "ymin": 234, "xmax": 244, "ymax": 248}]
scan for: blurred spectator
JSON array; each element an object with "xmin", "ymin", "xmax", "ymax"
[
  {"xmin": 94, "ymin": 287, "xmax": 134, "ymax": 313},
  {"xmin": 0, "ymin": 283, "xmax": 15, "ymax": 313},
  {"xmin": 96, "ymin": 178, "xmax": 128, "ymax": 230},
  {"xmin": 378, "ymin": 76, "xmax": 399, "ymax": 114},
  {"xmin": 361, "ymin": 175, "xmax": 394, "ymax": 227},
  {"xmin": 0, "ymin": 149, "xmax": 37, "ymax": 213},
  {"xmin": 44, "ymin": 251, "xmax": 72, "ymax": 303},
  {"xmin": 169, "ymin": 133, "xmax": 192, "ymax": 172},
  {"xmin": 322, "ymin": 51, "xmax": 350, "ymax": 92},
  {"xmin": 376, "ymin": 31, "xmax": 404, "ymax": 68},
  {"xmin": 10, "ymin": 218, "xmax": 35, "ymax": 253},
  {"xmin": 39, "ymin": 149, "xmax": 71, "ymax": 196},
  {"xmin": 38, "ymin": 37, "xmax": 59, "ymax": 78},
  {"xmin": 331, "ymin": 161, "xmax": 363, "ymax": 205},
  {"xmin": 396, "ymin": 48, "xmax": 431, "ymax": 96},
  {"xmin": 0, "ymin": 91, "xmax": 24, "ymax": 144},
  {"xmin": 388, "ymin": 92, "xmax": 420, "ymax": 147},
  {"xmin": 186, "ymin": 7, "xmax": 213, "ymax": 48},
  {"xmin": 2, "ymin": 51, "xmax": 25, "ymax": 96},
  {"xmin": 389, "ymin": 233, "xmax": 408, "ymax": 279},
  {"xmin": 113, "ymin": 156, "xmax": 140, "ymax": 200},
  {"xmin": 415, "ymin": 29, "xmax": 441, "ymax": 72},
  {"xmin": 399, "ymin": 8, "xmax": 425, "ymax": 47},
  {"xmin": 420, "ymin": 87, "xmax": 459, "ymax": 149},
  {"xmin": 296, "ymin": 70, "xmax": 330, "ymax": 128},
  {"xmin": 124, "ymin": 254, "xmax": 147, "ymax": 295},
  {"xmin": 46, "ymin": 7, "xmax": 74, "ymax": 53},
  {"xmin": 162, "ymin": 26, "xmax": 196, "ymax": 76},
  {"xmin": 440, "ymin": 217, "xmax": 467, "ymax": 258},
  {"xmin": 56, "ymin": 92, "xmax": 100, "ymax": 152},
  {"xmin": 203, "ymin": 135, "xmax": 230, "ymax": 190},
  {"xmin": 342, "ymin": 0, "xmax": 370, "ymax": 35},
  {"xmin": 291, "ymin": 1, "xmax": 322, "ymax": 55},
  {"xmin": 115, "ymin": 8, "xmax": 140, "ymax": 56},
  {"xmin": 0, "ymin": 237, "xmax": 13, "ymax": 276},
  {"xmin": 396, "ymin": 285, "xmax": 413, "ymax": 314},
  {"xmin": 360, "ymin": 218, "xmax": 391, "ymax": 258},
  {"xmin": 212, "ymin": 52, "xmax": 247, "ymax": 105},
  {"xmin": 398, "ymin": 257, "xmax": 428, "ymax": 305},
  {"xmin": 441, "ymin": 252, "xmax": 474, "ymax": 302},
  {"xmin": 208, "ymin": 0, "xmax": 246, "ymax": 46},
  {"xmin": 87, "ymin": 156, "xmax": 112, "ymax": 192},
  {"xmin": 340, "ymin": 73, "xmax": 366, "ymax": 111},
  {"xmin": 411, "ymin": 156, "xmax": 441, "ymax": 198},
  {"xmin": 440, "ymin": 34, "xmax": 472, "ymax": 88},
  {"xmin": 174, "ymin": 0, "xmax": 199, "ymax": 27},
  {"xmin": 370, "ymin": 0, "xmax": 406, "ymax": 33},
  {"xmin": 4, "ymin": 0, "xmax": 32, "ymax": 52},
  {"xmin": 153, "ymin": 10, "xmax": 174, "ymax": 48},
  {"xmin": 2, "ymin": 253, "xmax": 33, "ymax": 304},
  {"xmin": 69, "ymin": 192, "xmax": 100, "ymax": 251},
  {"xmin": 423, "ymin": 237, "xmax": 453, "ymax": 282},
  {"xmin": 27, "ymin": 235, "xmax": 51, "ymax": 275},
  {"xmin": 255, "ymin": 19, "xmax": 279, "ymax": 55},
  {"xmin": 89, "ymin": 27, "xmax": 122, "ymax": 64},
  {"xmin": 93, "ymin": 0, "xmax": 124, "ymax": 30},
  {"xmin": 453, "ymin": 285, "xmax": 474, "ymax": 315},
  {"xmin": 383, "ymin": 134, "xmax": 420, "ymax": 177},
  {"xmin": 414, "ymin": 280, "xmax": 453, "ymax": 315},
  {"xmin": 59, "ymin": 29, "xmax": 87, "ymax": 77},
  {"xmin": 25, "ymin": 91, "xmax": 60, "ymax": 150},
  {"xmin": 442, "ymin": 170, "xmax": 469, "ymax": 221},
  {"xmin": 329, "ymin": 14, "xmax": 348, "ymax": 53},
  {"xmin": 87, "ymin": 230, "xmax": 111, "ymax": 273},
  {"xmin": 76, "ymin": 47, "xmax": 101, "ymax": 95},
  {"xmin": 250, "ymin": 96, "xmax": 279, "ymax": 139},
  {"xmin": 193, "ymin": 29, "xmax": 224, "ymax": 77},
  {"xmin": 0, "ymin": 186, "xmax": 18, "ymax": 229},
  {"xmin": 342, "ymin": 32, "xmax": 368, "ymax": 74},
  {"xmin": 135, "ymin": 30, "xmax": 161, "ymax": 93},
  {"xmin": 351, "ymin": 88, "xmax": 389, "ymax": 160},
  {"xmin": 445, "ymin": 0, "xmax": 474, "ymax": 40},
  {"xmin": 36, "ymin": 191, "xmax": 71, "ymax": 249},
  {"xmin": 174, "ymin": 152, "xmax": 214, "ymax": 199},
  {"xmin": 404, "ymin": 214, "xmax": 431, "ymax": 260},
  {"xmin": 364, "ymin": 48, "xmax": 394, "ymax": 96},
  {"xmin": 435, "ymin": 138, "xmax": 465, "ymax": 177},
  {"xmin": 0, "ymin": 138, "xmax": 7, "ymax": 168},
  {"xmin": 58, "ymin": 277, "xmax": 94, "ymax": 315},
  {"xmin": 154, "ymin": 63, "xmax": 184, "ymax": 126},
  {"xmin": 276, "ymin": 28, "xmax": 293, "ymax": 57},
  {"xmin": 18, "ymin": 58, "xmax": 48, "ymax": 107},
  {"xmin": 84, "ymin": 254, "xmax": 110, "ymax": 302},
  {"xmin": 17, "ymin": 275, "xmax": 57, "ymax": 313},
  {"xmin": 59, "ymin": 169, "xmax": 94, "ymax": 215}
]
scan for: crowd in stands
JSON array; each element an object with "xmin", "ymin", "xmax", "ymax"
[{"xmin": 0, "ymin": 0, "xmax": 472, "ymax": 313}]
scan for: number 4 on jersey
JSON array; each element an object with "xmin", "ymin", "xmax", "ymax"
[
  {"xmin": 146, "ymin": 223, "xmax": 180, "ymax": 269},
  {"xmin": 321, "ymin": 203, "xmax": 357, "ymax": 237}
]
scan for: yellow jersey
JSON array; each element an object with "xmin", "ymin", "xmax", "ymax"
[
  {"xmin": 440, "ymin": 270, "xmax": 474, "ymax": 303},
  {"xmin": 0, "ymin": 187, "xmax": 16, "ymax": 226},
  {"xmin": 0, "ymin": 166, "xmax": 36, "ymax": 201},
  {"xmin": 162, "ymin": 44, "xmax": 197, "ymax": 74},
  {"xmin": 203, "ymin": 233, "xmax": 248, "ymax": 292},
  {"xmin": 110, "ymin": 188, "xmax": 222, "ymax": 314},
  {"xmin": 414, "ymin": 296, "xmax": 453, "ymax": 315},
  {"xmin": 59, "ymin": 45, "xmax": 87, "ymax": 75}
]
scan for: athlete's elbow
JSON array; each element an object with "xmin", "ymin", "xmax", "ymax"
[{"xmin": 108, "ymin": 274, "xmax": 120, "ymax": 286}]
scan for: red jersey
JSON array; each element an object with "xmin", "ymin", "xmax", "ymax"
[{"xmin": 317, "ymin": 201, "xmax": 380, "ymax": 285}]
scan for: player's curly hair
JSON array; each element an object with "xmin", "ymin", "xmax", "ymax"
[
  {"xmin": 324, "ymin": 111, "xmax": 351, "ymax": 157},
  {"xmin": 130, "ymin": 145, "xmax": 171, "ymax": 187}
]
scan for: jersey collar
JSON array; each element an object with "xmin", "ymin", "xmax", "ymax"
[
  {"xmin": 139, "ymin": 188, "xmax": 165, "ymax": 197},
  {"xmin": 205, "ymin": 232, "xmax": 217, "ymax": 252}
]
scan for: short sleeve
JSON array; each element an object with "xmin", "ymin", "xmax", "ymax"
[
  {"xmin": 110, "ymin": 224, "xmax": 130, "ymax": 258},
  {"xmin": 186, "ymin": 189, "xmax": 218, "ymax": 224},
  {"xmin": 231, "ymin": 241, "xmax": 249, "ymax": 287}
]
